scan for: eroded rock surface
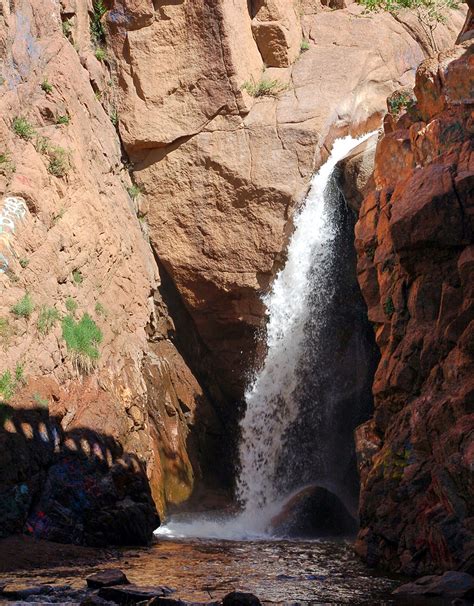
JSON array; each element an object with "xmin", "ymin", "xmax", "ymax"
[
  {"xmin": 108, "ymin": 0, "xmax": 464, "ymax": 397},
  {"xmin": 354, "ymin": 38, "xmax": 474, "ymax": 575},
  {"xmin": 0, "ymin": 0, "xmax": 225, "ymax": 540}
]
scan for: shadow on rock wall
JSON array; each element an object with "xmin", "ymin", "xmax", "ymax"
[{"xmin": 0, "ymin": 404, "xmax": 160, "ymax": 547}]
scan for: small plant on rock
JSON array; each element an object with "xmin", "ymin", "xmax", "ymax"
[
  {"xmin": 242, "ymin": 77, "xmax": 287, "ymax": 98},
  {"xmin": 127, "ymin": 184, "xmax": 141, "ymax": 200},
  {"xmin": 41, "ymin": 79, "xmax": 53, "ymax": 94},
  {"xmin": 56, "ymin": 114, "xmax": 70, "ymax": 126},
  {"xmin": 388, "ymin": 91, "xmax": 415, "ymax": 116},
  {"xmin": 12, "ymin": 117, "xmax": 35, "ymax": 141},
  {"xmin": 19, "ymin": 258, "xmax": 29, "ymax": 269},
  {"xmin": 95, "ymin": 47, "xmax": 107, "ymax": 62},
  {"xmin": 47, "ymin": 145, "xmax": 70, "ymax": 177},
  {"xmin": 90, "ymin": 0, "xmax": 107, "ymax": 46},
  {"xmin": 62, "ymin": 313, "xmax": 103, "ymax": 373},
  {"xmin": 11, "ymin": 293, "xmax": 34, "ymax": 319},
  {"xmin": 37, "ymin": 305, "xmax": 60, "ymax": 335},
  {"xmin": 300, "ymin": 39, "xmax": 310, "ymax": 52},
  {"xmin": 72, "ymin": 269, "xmax": 83, "ymax": 285},
  {"xmin": 62, "ymin": 18, "xmax": 73, "ymax": 39},
  {"xmin": 0, "ymin": 363, "xmax": 26, "ymax": 402},
  {"xmin": 0, "ymin": 152, "xmax": 15, "ymax": 176},
  {"xmin": 95, "ymin": 302, "xmax": 107, "ymax": 317},
  {"xmin": 384, "ymin": 296, "xmax": 395, "ymax": 318},
  {"xmin": 65, "ymin": 297, "xmax": 78, "ymax": 315}
]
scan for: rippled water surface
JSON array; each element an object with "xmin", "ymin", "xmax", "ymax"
[{"xmin": 1, "ymin": 537, "xmax": 408, "ymax": 604}]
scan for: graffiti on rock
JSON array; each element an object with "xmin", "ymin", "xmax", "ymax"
[{"xmin": 0, "ymin": 196, "xmax": 28, "ymax": 273}]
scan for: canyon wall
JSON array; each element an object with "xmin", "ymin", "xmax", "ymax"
[
  {"xmin": 106, "ymin": 0, "xmax": 463, "ymax": 399},
  {"xmin": 0, "ymin": 0, "xmax": 468, "ymax": 555},
  {"xmin": 0, "ymin": 0, "xmax": 226, "ymax": 544},
  {"xmin": 354, "ymin": 30, "xmax": 474, "ymax": 575}
]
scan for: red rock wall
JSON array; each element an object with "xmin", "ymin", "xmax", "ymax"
[{"xmin": 354, "ymin": 38, "xmax": 474, "ymax": 575}]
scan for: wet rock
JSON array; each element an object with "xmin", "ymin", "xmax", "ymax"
[
  {"xmin": 222, "ymin": 591, "xmax": 262, "ymax": 606},
  {"xmin": 393, "ymin": 571, "xmax": 474, "ymax": 598},
  {"xmin": 336, "ymin": 134, "xmax": 378, "ymax": 212},
  {"xmin": 86, "ymin": 570, "xmax": 130, "ymax": 589},
  {"xmin": 98, "ymin": 585, "xmax": 173, "ymax": 604},
  {"xmin": 270, "ymin": 486, "xmax": 357, "ymax": 538}
]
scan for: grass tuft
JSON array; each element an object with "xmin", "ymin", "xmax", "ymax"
[
  {"xmin": 12, "ymin": 117, "xmax": 35, "ymax": 140},
  {"xmin": 242, "ymin": 77, "xmax": 287, "ymax": 98},
  {"xmin": 11, "ymin": 293, "xmax": 34, "ymax": 318},
  {"xmin": 62, "ymin": 313, "xmax": 103, "ymax": 373},
  {"xmin": 37, "ymin": 305, "xmax": 60, "ymax": 335}
]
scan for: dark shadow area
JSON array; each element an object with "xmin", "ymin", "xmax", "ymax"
[
  {"xmin": 0, "ymin": 404, "xmax": 160, "ymax": 547},
  {"xmin": 152, "ymin": 254, "xmax": 237, "ymax": 499},
  {"xmin": 275, "ymin": 170, "xmax": 379, "ymax": 522}
]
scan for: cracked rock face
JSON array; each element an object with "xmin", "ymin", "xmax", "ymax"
[
  {"xmin": 0, "ymin": 0, "xmax": 225, "ymax": 539},
  {"xmin": 354, "ymin": 39, "xmax": 474, "ymax": 576},
  {"xmin": 108, "ymin": 0, "xmax": 464, "ymax": 398}
]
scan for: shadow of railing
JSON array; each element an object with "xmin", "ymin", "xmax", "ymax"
[{"xmin": 0, "ymin": 404, "xmax": 160, "ymax": 547}]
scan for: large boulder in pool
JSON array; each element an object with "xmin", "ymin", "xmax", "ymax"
[{"xmin": 270, "ymin": 486, "xmax": 357, "ymax": 538}]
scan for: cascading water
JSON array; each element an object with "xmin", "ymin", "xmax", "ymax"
[{"xmin": 156, "ymin": 132, "xmax": 376, "ymax": 540}]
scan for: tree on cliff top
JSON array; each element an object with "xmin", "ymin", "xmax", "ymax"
[{"xmin": 357, "ymin": 0, "xmax": 461, "ymax": 51}]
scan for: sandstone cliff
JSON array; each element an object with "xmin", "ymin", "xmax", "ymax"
[
  {"xmin": 354, "ymin": 32, "xmax": 474, "ymax": 575},
  {"xmin": 106, "ymin": 0, "xmax": 464, "ymax": 399},
  {"xmin": 0, "ymin": 0, "xmax": 226, "ymax": 543}
]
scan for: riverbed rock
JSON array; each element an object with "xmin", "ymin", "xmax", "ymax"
[
  {"xmin": 222, "ymin": 592, "xmax": 262, "ymax": 606},
  {"xmin": 270, "ymin": 486, "xmax": 357, "ymax": 538},
  {"xmin": 393, "ymin": 571, "xmax": 474, "ymax": 598},
  {"xmin": 98, "ymin": 585, "xmax": 174, "ymax": 604},
  {"xmin": 86, "ymin": 570, "xmax": 130, "ymax": 589},
  {"xmin": 354, "ymin": 38, "xmax": 474, "ymax": 575}
]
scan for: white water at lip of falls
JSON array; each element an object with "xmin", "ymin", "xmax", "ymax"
[{"xmin": 155, "ymin": 132, "xmax": 375, "ymax": 541}]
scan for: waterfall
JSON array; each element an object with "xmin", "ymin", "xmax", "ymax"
[{"xmin": 155, "ymin": 132, "xmax": 375, "ymax": 540}]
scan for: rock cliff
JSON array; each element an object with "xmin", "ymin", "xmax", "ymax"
[
  {"xmin": 106, "ymin": 0, "xmax": 463, "ymax": 398},
  {"xmin": 0, "ymin": 0, "xmax": 469, "ymax": 557},
  {"xmin": 0, "ymin": 0, "xmax": 226, "ymax": 543},
  {"xmin": 354, "ymin": 30, "xmax": 474, "ymax": 575}
]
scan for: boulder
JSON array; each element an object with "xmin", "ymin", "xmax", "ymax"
[
  {"xmin": 222, "ymin": 592, "xmax": 262, "ymax": 606},
  {"xmin": 393, "ymin": 571, "xmax": 474, "ymax": 599},
  {"xmin": 86, "ymin": 570, "xmax": 130, "ymax": 589},
  {"xmin": 270, "ymin": 486, "xmax": 357, "ymax": 538},
  {"xmin": 98, "ymin": 585, "xmax": 173, "ymax": 604}
]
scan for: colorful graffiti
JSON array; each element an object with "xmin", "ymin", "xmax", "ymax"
[{"xmin": 0, "ymin": 196, "xmax": 28, "ymax": 273}]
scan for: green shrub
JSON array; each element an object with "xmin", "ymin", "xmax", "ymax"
[
  {"xmin": 388, "ymin": 91, "xmax": 415, "ymax": 115},
  {"xmin": 242, "ymin": 78, "xmax": 287, "ymax": 98},
  {"xmin": 65, "ymin": 297, "xmax": 78, "ymax": 314},
  {"xmin": 110, "ymin": 108, "xmax": 118, "ymax": 127},
  {"xmin": 90, "ymin": 0, "xmax": 107, "ymax": 46},
  {"xmin": 37, "ymin": 305, "xmax": 60, "ymax": 335},
  {"xmin": 0, "ymin": 363, "xmax": 26, "ymax": 401},
  {"xmin": 35, "ymin": 135, "xmax": 50, "ymax": 154},
  {"xmin": 0, "ymin": 371, "xmax": 14, "ymax": 401},
  {"xmin": 127, "ymin": 184, "xmax": 141, "ymax": 200},
  {"xmin": 62, "ymin": 313, "xmax": 103, "ymax": 372},
  {"xmin": 12, "ymin": 117, "xmax": 35, "ymax": 140},
  {"xmin": 56, "ymin": 114, "xmax": 70, "ymax": 125},
  {"xmin": 62, "ymin": 18, "xmax": 73, "ymax": 39},
  {"xmin": 72, "ymin": 269, "xmax": 83, "ymax": 285},
  {"xmin": 11, "ymin": 293, "xmax": 34, "ymax": 318},
  {"xmin": 95, "ymin": 47, "xmax": 107, "ymax": 62},
  {"xmin": 19, "ymin": 258, "xmax": 29, "ymax": 269},
  {"xmin": 300, "ymin": 39, "xmax": 310, "ymax": 52},
  {"xmin": 41, "ymin": 79, "xmax": 53, "ymax": 94},
  {"xmin": 47, "ymin": 146, "xmax": 70, "ymax": 177},
  {"xmin": 0, "ymin": 318, "xmax": 12, "ymax": 349}
]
